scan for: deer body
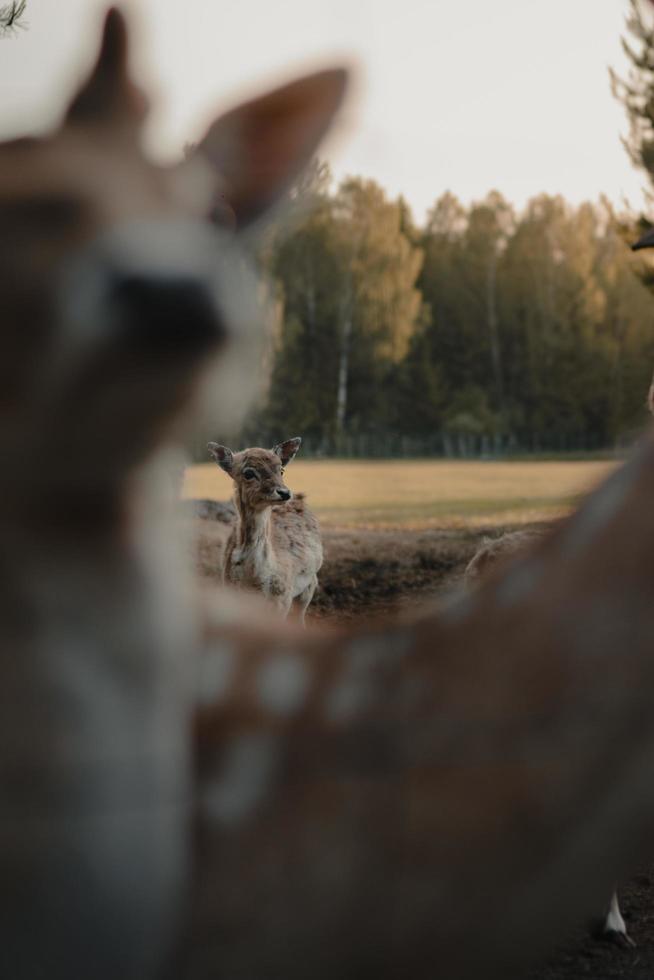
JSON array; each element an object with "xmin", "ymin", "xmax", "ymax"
[
  {"xmin": 465, "ymin": 522, "xmax": 634, "ymax": 948},
  {"xmin": 209, "ymin": 440, "xmax": 322, "ymax": 620}
]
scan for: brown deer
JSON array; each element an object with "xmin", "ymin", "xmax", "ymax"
[
  {"xmin": 7, "ymin": 8, "xmax": 654, "ymax": 980},
  {"xmin": 462, "ymin": 342, "xmax": 654, "ymax": 947},
  {"xmin": 0, "ymin": 8, "xmax": 345, "ymax": 979},
  {"xmin": 465, "ymin": 524, "xmax": 634, "ymax": 947},
  {"xmin": 207, "ymin": 438, "xmax": 322, "ymax": 621},
  {"xmin": 190, "ymin": 444, "xmax": 654, "ymax": 979}
]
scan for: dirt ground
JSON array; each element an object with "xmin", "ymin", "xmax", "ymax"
[
  {"xmin": 190, "ymin": 506, "xmax": 654, "ymax": 980},
  {"xmin": 190, "ymin": 505, "xmax": 523, "ymax": 620}
]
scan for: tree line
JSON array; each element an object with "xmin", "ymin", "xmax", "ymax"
[
  {"xmin": 206, "ymin": 0, "xmax": 654, "ymax": 459},
  {"xmin": 221, "ymin": 172, "xmax": 653, "ymax": 457}
]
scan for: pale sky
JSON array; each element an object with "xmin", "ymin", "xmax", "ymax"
[{"xmin": 0, "ymin": 0, "xmax": 650, "ymax": 221}]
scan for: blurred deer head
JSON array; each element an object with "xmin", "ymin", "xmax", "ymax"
[{"xmin": 0, "ymin": 7, "xmax": 346, "ymax": 516}]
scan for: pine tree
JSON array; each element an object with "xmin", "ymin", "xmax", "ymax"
[{"xmin": 611, "ymin": 0, "xmax": 654, "ymax": 206}]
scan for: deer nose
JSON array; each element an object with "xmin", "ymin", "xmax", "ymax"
[
  {"xmin": 276, "ymin": 488, "xmax": 291, "ymax": 501},
  {"xmin": 111, "ymin": 274, "xmax": 225, "ymax": 352}
]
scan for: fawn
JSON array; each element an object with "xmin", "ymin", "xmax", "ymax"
[{"xmin": 207, "ymin": 438, "xmax": 322, "ymax": 620}]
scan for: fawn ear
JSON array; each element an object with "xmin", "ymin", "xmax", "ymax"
[
  {"xmin": 208, "ymin": 442, "xmax": 234, "ymax": 474},
  {"xmin": 632, "ymin": 226, "xmax": 654, "ymax": 251},
  {"xmin": 66, "ymin": 7, "xmax": 147, "ymax": 125},
  {"xmin": 193, "ymin": 69, "xmax": 347, "ymax": 228},
  {"xmin": 273, "ymin": 437, "xmax": 302, "ymax": 467}
]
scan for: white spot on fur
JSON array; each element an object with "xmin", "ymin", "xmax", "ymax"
[
  {"xmin": 347, "ymin": 637, "xmax": 380, "ymax": 672},
  {"xmin": 494, "ymin": 558, "xmax": 543, "ymax": 609},
  {"xmin": 197, "ymin": 644, "xmax": 236, "ymax": 705},
  {"xmin": 325, "ymin": 679, "xmax": 371, "ymax": 722},
  {"xmin": 256, "ymin": 652, "xmax": 309, "ymax": 716},
  {"xmin": 325, "ymin": 638, "xmax": 379, "ymax": 722},
  {"xmin": 439, "ymin": 585, "xmax": 478, "ymax": 624},
  {"xmin": 203, "ymin": 734, "xmax": 278, "ymax": 824}
]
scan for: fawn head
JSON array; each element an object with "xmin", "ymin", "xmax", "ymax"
[
  {"xmin": 208, "ymin": 437, "xmax": 302, "ymax": 510},
  {"xmin": 0, "ymin": 7, "xmax": 346, "ymax": 512}
]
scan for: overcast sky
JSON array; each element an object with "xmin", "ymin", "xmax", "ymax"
[{"xmin": 0, "ymin": 0, "xmax": 650, "ymax": 221}]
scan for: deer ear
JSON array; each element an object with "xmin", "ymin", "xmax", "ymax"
[
  {"xmin": 66, "ymin": 7, "xmax": 146, "ymax": 125},
  {"xmin": 273, "ymin": 437, "xmax": 302, "ymax": 467},
  {"xmin": 207, "ymin": 442, "xmax": 234, "ymax": 474},
  {"xmin": 632, "ymin": 226, "xmax": 654, "ymax": 251},
  {"xmin": 194, "ymin": 69, "xmax": 347, "ymax": 228}
]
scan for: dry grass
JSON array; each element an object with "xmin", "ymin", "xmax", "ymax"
[{"xmin": 182, "ymin": 458, "xmax": 617, "ymax": 528}]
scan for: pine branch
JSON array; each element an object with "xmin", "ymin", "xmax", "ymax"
[{"xmin": 0, "ymin": 1, "xmax": 27, "ymax": 37}]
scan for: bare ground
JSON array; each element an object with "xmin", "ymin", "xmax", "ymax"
[
  {"xmin": 191, "ymin": 509, "xmax": 522, "ymax": 621},
  {"xmin": 190, "ymin": 508, "xmax": 654, "ymax": 979}
]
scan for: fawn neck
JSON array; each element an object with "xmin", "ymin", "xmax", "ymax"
[{"xmin": 234, "ymin": 488, "xmax": 274, "ymax": 558}]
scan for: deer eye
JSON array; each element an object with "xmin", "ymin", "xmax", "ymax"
[
  {"xmin": 243, "ymin": 468, "xmax": 257, "ymax": 480},
  {"xmin": 280, "ymin": 468, "xmax": 285, "ymax": 476}
]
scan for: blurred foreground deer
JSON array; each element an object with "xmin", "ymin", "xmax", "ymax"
[
  {"xmin": 6, "ymin": 8, "xmax": 654, "ymax": 980},
  {"xmin": 465, "ymin": 525, "xmax": 635, "ymax": 946},
  {"xmin": 207, "ymin": 437, "xmax": 322, "ymax": 621},
  {"xmin": 0, "ymin": 9, "xmax": 344, "ymax": 978}
]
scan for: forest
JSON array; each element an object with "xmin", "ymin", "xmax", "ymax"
[
  {"xmin": 237, "ymin": 178, "xmax": 654, "ymax": 457},
  {"xmin": 209, "ymin": 0, "xmax": 654, "ymax": 459}
]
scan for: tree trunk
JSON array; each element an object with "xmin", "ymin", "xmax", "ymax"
[
  {"xmin": 486, "ymin": 252, "xmax": 504, "ymax": 405},
  {"xmin": 335, "ymin": 313, "xmax": 352, "ymax": 436},
  {"xmin": 335, "ymin": 272, "xmax": 354, "ymax": 441}
]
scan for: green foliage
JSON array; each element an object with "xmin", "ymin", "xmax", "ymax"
[
  {"xmin": 611, "ymin": 0, "xmax": 654, "ymax": 202},
  {"xmin": 233, "ymin": 167, "xmax": 654, "ymax": 455},
  {"xmin": 255, "ymin": 174, "xmax": 425, "ymax": 448}
]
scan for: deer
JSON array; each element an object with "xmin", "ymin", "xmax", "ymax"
[
  {"xmin": 8, "ymin": 7, "xmax": 654, "ymax": 980},
  {"xmin": 465, "ymin": 486, "xmax": 654, "ymax": 948},
  {"xmin": 461, "ymin": 345, "xmax": 654, "ymax": 948},
  {"xmin": 0, "ymin": 8, "xmax": 346, "ymax": 979},
  {"xmin": 207, "ymin": 437, "xmax": 323, "ymax": 621},
  {"xmin": 464, "ymin": 523, "xmax": 636, "ymax": 947}
]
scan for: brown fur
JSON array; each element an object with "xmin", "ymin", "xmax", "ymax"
[
  {"xmin": 0, "ymin": 10, "xmax": 347, "ymax": 977},
  {"xmin": 464, "ymin": 520, "xmax": 632, "ymax": 943},
  {"xmin": 211, "ymin": 444, "xmax": 323, "ymax": 621}
]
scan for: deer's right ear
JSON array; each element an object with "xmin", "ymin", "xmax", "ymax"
[
  {"xmin": 193, "ymin": 68, "xmax": 348, "ymax": 228},
  {"xmin": 632, "ymin": 226, "xmax": 654, "ymax": 251},
  {"xmin": 273, "ymin": 437, "xmax": 302, "ymax": 467},
  {"xmin": 66, "ymin": 7, "xmax": 147, "ymax": 126},
  {"xmin": 207, "ymin": 442, "xmax": 234, "ymax": 474}
]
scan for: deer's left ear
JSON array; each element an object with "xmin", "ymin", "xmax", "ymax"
[
  {"xmin": 66, "ymin": 7, "xmax": 147, "ymax": 125},
  {"xmin": 273, "ymin": 437, "xmax": 302, "ymax": 467},
  {"xmin": 193, "ymin": 69, "xmax": 347, "ymax": 228}
]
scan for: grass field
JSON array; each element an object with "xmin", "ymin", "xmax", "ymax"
[{"xmin": 182, "ymin": 458, "xmax": 618, "ymax": 528}]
